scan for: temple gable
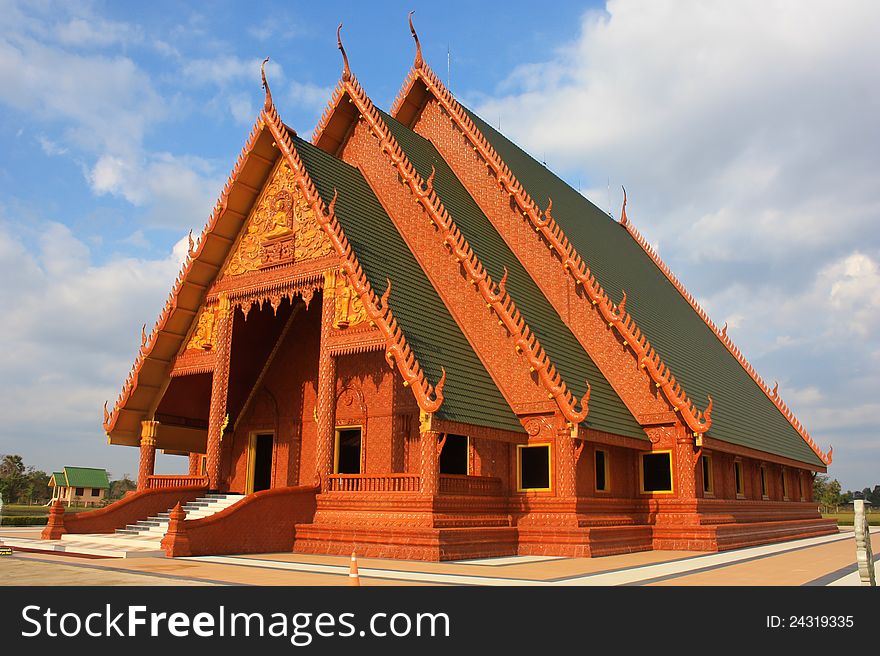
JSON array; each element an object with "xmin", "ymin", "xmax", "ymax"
[{"xmin": 224, "ymin": 160, "xmax": 332, "ymax": 277}]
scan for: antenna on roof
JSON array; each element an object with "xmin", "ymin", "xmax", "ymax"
[
  {"xmin": 607, "ymin": 178, "xmax": 612, "ymax": 216},
  {"xmin": 447, "ymin": 45, "xmax": 451, "ymax": 89}
]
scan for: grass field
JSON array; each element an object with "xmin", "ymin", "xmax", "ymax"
[
  {"xmin": 823, "ymin": 512, "xmax": 880, "ymax": 526},
  {"xmin": 1, "ymin": 503, "xmax": 97, "ymax": 515}
]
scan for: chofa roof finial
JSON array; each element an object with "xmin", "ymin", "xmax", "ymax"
[
  {"xmin": 261, "ymin": 56, "xmax": 273, "ymax": 111},
  {"xmin": 337, "ymin": 23, "xmax": 351, "ymax": 82},
  {"xmin": 620, "ymin": 185, "xmax": 629, "ymax": 227},
  {"xmin": 408, "ymin": 10, "xmax": 423, "ymax": 68}
]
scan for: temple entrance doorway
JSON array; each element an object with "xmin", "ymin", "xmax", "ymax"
[
  {"xmin": 247, "ymin": 433, "xmax": 274, "ymax": 493},
  {"xmin": 335, "ymin": 427, "xmax": 362, "ymax": 474}
]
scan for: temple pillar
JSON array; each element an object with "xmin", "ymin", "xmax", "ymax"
[
  {"xmin": 555, "ymin": 424, "xmax": 578, "ymax": 498},
  {"xmin": 188, "ymin": 453, "xmax": 202, "ymax": 477},
  {"xmin": 675, "ymin": 431, "xmax": 698, "ymax": 501},
  {"xmin": 206, "ymin": 293, "xmax": 233, "ymax": 491},
  {"xmin": 419, "ymin": 412, "xmax": 439, "ymax": 495},
  {"xmin": 315, "ymin": 284, "xmax": 337, "ymax": 491},
  {"xmin": 137, "ymin": 420, "xmax": 159, "ymax": 490}
]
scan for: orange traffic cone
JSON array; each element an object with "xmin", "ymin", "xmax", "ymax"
[{"xmin": 349, "ymin": 550, "xmax": 360, "ymax": 586}]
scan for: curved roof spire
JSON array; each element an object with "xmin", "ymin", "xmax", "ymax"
[
  {"xmin": 337, "ymin": 23, "xmax": 351, "ymax": 81},
  {"xmin": 408, "ymin": 11, "xmax": 423, "ymax": 68},
  {"xmin": 620, "ymin": 185, "xmax": 629, "ymax": 227},
  {"xmin": 261, "ymin": 56, "xmax": 273, "ymax": 111}
]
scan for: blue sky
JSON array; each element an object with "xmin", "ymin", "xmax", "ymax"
[{"xmin": 1, "ymin": 0, "xmax": 877, "ymax": 490}]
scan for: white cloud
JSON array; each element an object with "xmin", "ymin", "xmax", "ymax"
[
  {"xmin": 87, "ymin": 151, "xmax": 221, "ymax": 228},
  {"xmin": 0, "ymin": 221, "xmax": 191, "ymax": 476},
  {"xmin": 289, "ymin": 80, "xmax": 335, "ymax": 113},
  {"xmin": 55, "ymin": 16, "xmax": 143, "ymax": 48},
  {"xmin": 825, "ymin": 253, "xmax": 880, "ymax": 337}
]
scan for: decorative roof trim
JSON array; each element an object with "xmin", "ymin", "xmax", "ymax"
[
  {"xmin": 620, "ymin": 202, "xmax": 831, "ymax": 465},
  {"xmin": 393, "ymin": 62, "xmax": 712, "ymax": 433},
  {"xmin": 260, "ymin": 93, "xmax": 446, "ymax": 414},
  {"xmin": 104, "ymin": 114, "xmax": 266, "ymax": 435},
  {"xmin": 342, "ymin": 72, "xmax": 590, "ymax": 424}
]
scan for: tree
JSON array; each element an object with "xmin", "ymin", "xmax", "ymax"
[
  {"xmin": 109, "ymin": 475, "xmax": 136, "ymax": 500},
  {"xmin": 0, "ymin": 454, "xmax": 28, "ymax": 504},
  {"xmin": 814, "ymin": 474, "xmax": 844, "ymax": 513},
  {"xmin": 0, "ymin": 454, "xmax": 25, "ymax": 478}
]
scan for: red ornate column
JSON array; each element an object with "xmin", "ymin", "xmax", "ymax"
[
  {"xmin": 675, "ymin": 430, "xmax": 698, "ymax": 501},
  {"xmin": 188, "ymin": 453, "xmax": 202, "ymax": 477},
  {"xmin": 137, "ymin": 420, "xmax": 159, "ymax": 490},
  {"xmin": 206, "ymin": 293, "xmax": 233, "ymax": 491},
  {"xmin": 419, "ymin": 411, "xmax": 439, "ymax": 495},
  {"xmin": 555, "ymin": 423, "xmax": 578, "ymax": 498},
  {"xmin": 315, "ymin": 280, "xmax": 337, "ymax": 491}
]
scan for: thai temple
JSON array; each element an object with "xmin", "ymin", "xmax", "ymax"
[{"xmin": 47, "ymin": 18, "xmax": 835, "ymax": 560}]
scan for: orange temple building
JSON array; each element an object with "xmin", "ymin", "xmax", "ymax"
[{"xmin": 50, "ymin": 20, "xmax": 837, "ymax": 561}]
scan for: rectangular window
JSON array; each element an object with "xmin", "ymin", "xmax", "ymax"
[
  {"xmin": 517, "ymin": 444, "xmax": 551, "ymax": 491},
  {"xmin": 641, "ymin": 452, "xmax": 673, "ymax": 493},
  {"xmin": 91, "ymin": 488, "xmax": 100, "ymax": 496},
  {"xmin": 334, "ymin": 427, "xmax": 363, "ymax": 475},
  {"xmin": 781, "ymin": 469, "xmax": 789, "ymax": 500},
  {"xmin": 760, "ymin": 465, "xmax": 768, "ymax": 498},
  {"xmin": 595, "ymin": 449, "xmax": 609, "ymax": 493},
  {"xmin": 439, "ymin": 434, "xmax": 469, "ymax": 475},
  {"xmin": 701, "ymin": 454, "xmax": 713, "ymax": 495},
  {"xmin": 798, "ymin": 472, "xmax": 805, "ymax": 501},
  {"xmin": 734, "ymin": 461, "xmax": 744, "ymax": 497},
  {"xmin": 75, "ymin": 487, "xmax": 84, "ymax": 496}
]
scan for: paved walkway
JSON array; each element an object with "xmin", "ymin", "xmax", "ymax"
[{"xmin": 1, "ymin": 526, "xmax": 876, "ymax": 586}]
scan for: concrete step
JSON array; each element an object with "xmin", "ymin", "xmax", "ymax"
[
  {"xmin": 60, "ymin": 533, "xmax": 163, "ymax": 549},
  {"xmin": 2, "ymin": 536, "xmax": 163, "ymax": 558}
]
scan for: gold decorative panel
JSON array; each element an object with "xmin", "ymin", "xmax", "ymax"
[
  {"xmin": 327, "ymin": 270, "xmax": 368, "ymax": 329},
  {"xmin": 225, "ymin": 161, "xmax": 332, "ymax": 276},
  {"xmin": 186, "ymin": 305, "xmax": 216, "ymax": 351}
]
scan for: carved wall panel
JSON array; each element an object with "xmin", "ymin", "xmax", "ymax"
[{"xmin": 225, "ymin": 161, "xmax": 332, "ymax": 277}]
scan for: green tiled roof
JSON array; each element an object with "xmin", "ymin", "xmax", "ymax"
[
  {"xmin": 463, "ymin": 106, "xmax": 823, "ymax": 466},
  {"xmin": 378, "ymin": 111, "xmax": 645, "ymax": 441},
  {"xmin": 50, "ymin": 472, "xmax": 66, "ymax": 487},
  {"xmin": 294, "ymin": 136, "xmax": 523, "ymax": 433},
  {"xmin": 61, "ymin": 467, "xmax": 110, "ymax": 489}
]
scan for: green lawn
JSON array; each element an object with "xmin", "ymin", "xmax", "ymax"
[
  {"xmin": 823, "ymin": 512, "xmax": 880, "ymax": 526},
  {"xmin": 1, "ymin": 503, "xmax": 98, "ymax": 515}
]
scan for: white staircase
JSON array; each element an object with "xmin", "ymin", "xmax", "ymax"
[{"xmin": 0, "ymin": 493, "xmax": 245, "ymax": 558}]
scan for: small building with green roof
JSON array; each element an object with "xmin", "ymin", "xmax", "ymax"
[{"xmin": 49, "ymin": 467, "xmax": 111, "ymax": 507}]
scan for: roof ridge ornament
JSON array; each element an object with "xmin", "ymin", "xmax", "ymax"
[
  {"xmin": 261, "ymin": 57, "xmax": 273, "ymax": 111},
  {"xmin": 620, "ymin": 186, "xmax": 629, "ymax": 227},
  {"xmin": 337, "ymin": 23, "xmax": 351, "ymax": 82},
  {"xmin": 408, "ymin": 11, "xmax": 423, "ymax": 68}
]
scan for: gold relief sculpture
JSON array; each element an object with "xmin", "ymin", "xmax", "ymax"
[
  {"xmin": 225, "ymin": 162, "xmax": 332, "ymax": 276},
  {"xmin": 332, "ymin": 270, "xmax": 368, "ymax": 329},
  {"xmin": 186, "ymin": 305, "xmax": 216, "ymax": 351}
]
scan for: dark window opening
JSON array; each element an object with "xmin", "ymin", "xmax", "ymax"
[
  {"xmin": 701, "ymin": 455, "xmax": 712, "ymax": 494},
  {"xmin": 734, "ymin": 461, "xmax": 744, "ymax": 496},
  {"xmin": 519, "ymin": 445, "xmax": 550, "ymax": 490},
  {"xmin": 439, "ymin": 434, "xmax": 468, "ymax": 475},
  {"xmin": 336, "ymin": 428, "xmax": 362, "ymax": 475},
  {"xmin": 781, "ymin": 470, "xmax": 789, "ymax": 499},
  {"xmin": 595, "ymin": 450, "xmax": 608, "ymax": 492},
  {"xmin": 641, "ymin": 453, "xmax": 673, "ymax": 492},
  {"xmin": 75, "ymin": 487, "xmax": 84, "ymax": 496},
  {"xmin": 91, "ymin": 488, "xmax": 100, "ymax": 496},
  {"xmin": 760, "ymin": 467, "xmax": 768, "ymax": 497},
  {"xmin": 252, "ymin": 433, "xmax": 274, "ymax": 492}
]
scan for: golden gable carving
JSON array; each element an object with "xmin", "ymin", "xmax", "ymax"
[{"xmin": 225, "ymin": 161, "xmax": 332, "ymax": 276}]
